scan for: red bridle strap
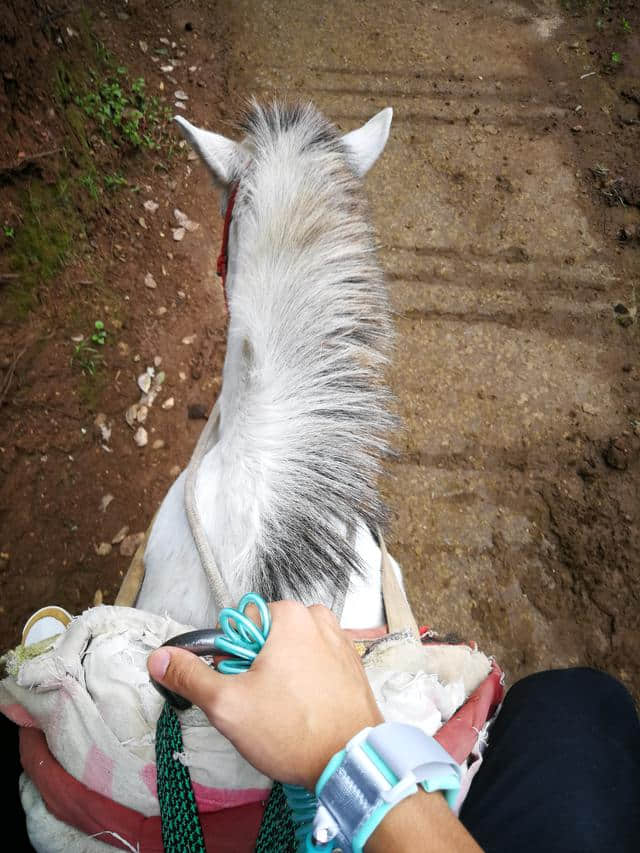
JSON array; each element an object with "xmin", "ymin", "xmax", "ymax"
[{"xmin": 216, "ymin": 184, "xmax": 239, "ymax": 302}]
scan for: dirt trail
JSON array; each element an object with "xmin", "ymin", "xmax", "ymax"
[
  {"xmin": 222, "ymin": 0, "xmax": 640, "ymax": 696},
  {"xmin": 1, "ymin": 1, "xmax": 639, "ymax": 700}
]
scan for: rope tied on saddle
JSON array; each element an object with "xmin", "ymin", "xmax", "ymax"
[{"xmin": 154, "ymin": 594, "xmax": 301, "ymax": 851}]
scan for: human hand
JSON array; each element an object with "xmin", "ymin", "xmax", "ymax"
[{"xmin": 147, "ymin": 601, "xmax": 382, "ymax": 789}]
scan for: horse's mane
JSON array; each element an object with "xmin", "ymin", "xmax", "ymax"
[{"xmin": 220, "ymin": 101, "xmax": 394, "ymax": 602}]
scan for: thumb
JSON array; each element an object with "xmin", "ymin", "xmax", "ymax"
[{"xmin": 148, "ymin": 646, "xmax": 228, "ymax": 713}]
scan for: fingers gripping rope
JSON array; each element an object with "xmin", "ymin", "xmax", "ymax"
[{"xmin": 154, "ymin": 593, "xmax": 314, "ymax": 852}]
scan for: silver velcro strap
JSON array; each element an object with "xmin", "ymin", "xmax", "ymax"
[
  {"xmin": 315, "ymin": 723, "xmax": 461, "ymax": 850},
  {"xmin": 317, "ymin": 743, "xmax": 392, "ymax": 848}
]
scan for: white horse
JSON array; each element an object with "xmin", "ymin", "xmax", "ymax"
[{"xmin": 137, "ymin": 101, "xmax": 400, "ymax": 631}]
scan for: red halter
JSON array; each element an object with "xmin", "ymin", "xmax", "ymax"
[{"xmin": 216, "ymin": 184, "xmax": 239, "ymax": 308}]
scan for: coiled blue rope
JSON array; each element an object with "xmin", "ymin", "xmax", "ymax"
[
  {"xmin": 215, "ymin": 592, "xmax": 271, "ymax": 672},
  {"xmin": 217, "ymin": 594, "xmax": 320, "ymax": 849}
]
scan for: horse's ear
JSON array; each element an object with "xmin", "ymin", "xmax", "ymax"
[
  {"xmin": 342, "ymin": 107, "xmax": 393, "ymax": 177},
  {"xmin": 174, "ymin": 116, "xmax": 240, "ymax": 186}
]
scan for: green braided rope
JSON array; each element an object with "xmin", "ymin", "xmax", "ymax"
[
  {"xmin": 156, "ymin": 702, "xmax": 206, "ymax": 853},
  {"xmin": 156, "ymin": 702, "xmax": 296, "ymax": 852},
  {"xmin": 255, "ymin": 782, "xmax": 296, "ymax": 852}
]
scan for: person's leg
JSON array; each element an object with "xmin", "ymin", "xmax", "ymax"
[
  {"xmin": 460, "ymin": 668, "xmax": 640, "ymax": 853},
  {"xmin": 0, "ymin": 713, "xmax": 35, "ymax": 851}
]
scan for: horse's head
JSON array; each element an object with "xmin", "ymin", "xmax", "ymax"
[
  {"xmin": 174, "ymin": 102, "xmax": 393, "ymax": 187},
  {"xmin": 174, "ymin": 103, "xmax": 392, "ymax": 303}
]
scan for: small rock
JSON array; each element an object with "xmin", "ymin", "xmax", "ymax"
[
  {"xmin": 156, "ymin": 306, "xmax": 168, "ymax": 317},
  {"xmin": 138, "ymin": 217, "xmax": 148, "ymax": 230},
  {"xmin": 144, "ymin": 200, "xmax": 159, "ymax": 214},
  {"xmin": 571, "ymin": 124, "xmax": 583, "ymax": 133},
  {"xmin": 188, "ymin": 403, "xmax": 208, "ymax": 420},
  {"xmin": 172, "ymin": 227, "xmax": 186, "ymax": 241},
  {"xmin": 117, "ymin": 341, "xmax": 130, "ymax": 357},
  {"xmin": 125, "ymin": 404, "xmax": 139, "ymax": 428},
  {"xmin": 581, "ymin": 402, "xmax": 598, "ymax": 415},
  {"xmin": 138, "ymin": 371, "xmax": 153, "ymax": 394},
  {"xmin": 182, "ymin": 334, "xmax": 196, "ymax": 345},
  {"xmin": 139, "ymin": 40, "xmax": 148, "ymax": 53},
  {"xmin": 604, "ymin": 438, "xmax": 628, "ymax": 471},
  {"xmin": 174, "ymin": 101, "xmax": 187, "ymax": 111},
  {"xmin": 154, "ymin": 356, "xmax": 163, "ymax": 368},
  {"xmin": 159, "ymin": 37, "xmax": 171, "ymax": 45},
  {"xmin": 120, "ymin": 532, "xmax": 146, "ymax": 557},
  {"xmin": 100, "ymin": 493, "xmax": 114, "ymax": 512},
  {"xmin": 187, "ymin": 150, "xmax": 198, "ymax": 161},
  {"xmin": 169, "ymin": 465, "xmax": 181, "ymax": 477},
  {"xmin": 93, "ymin": 589, "xmax": 103, "ymax": 606},
  {"xmin": 144, "ymin": 272, "xmax": 157, "ymax": 290},
  {"xmin": 112, "ymin": 525, "xmax": 129, "ymax": 545},
  {"xmin": 71, "ymin": 334, "xmax": 84, "ymax": 343},
  {"xmin": 134, "ymin": 426, "xmax": 148, "ymax": 447},
  {"xmin": 137, "ymin": 405, "xmax": 149, "ymax": 424},
  {"xmin": 177, "ymin": 290, "xmax": 186, "ymax": 299},
  {"xmin": 95, "ymin": 542, "xmax": 112, "ymax": 557},
  {"xmin": 175, "ymin": 90, "xmax": 189, "ymax": 101},
  {"xmin": 162, "ymin": 396, "xmax": 175, "ymax": 410},
  {"xmin": 161, "ymin": 64, "xmax": 175, "ymax": 73},
  {"xmin": 152, "ymin": 439, "xmax": 165, "ymax": 450},
  {"xmin": 174, "ymin": 208, "xmax": 199, "ymax": 232},
  {"xmin": 179, "ymin": 371, "xmax": 187, "ymax": 381},
  {"xmin": 94, "ymin": 413, "xmax": 112, "ymax": 444}
]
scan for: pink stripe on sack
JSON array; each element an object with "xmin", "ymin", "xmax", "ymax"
[
  {"xmin": 0, "ymin": 702, "xmax": 38, "ymax": 728},
  {"xmin": 141, "ymin": 762, "xmax": 269, "ymax": 813},
  {"xmin": 192, "ymin": 780, "xmax": 271, "ymax": 812},
  {"xmin": 83, "ymin": 744, "xmax": 115, "ymax": 798}
]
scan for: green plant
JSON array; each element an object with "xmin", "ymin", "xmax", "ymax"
[
  {"xmin": 611, "ymin": 51, "xmax": 622, "ymax": 64},
  {"xmin": 103, "ymin": 171, "xmax": 127, "ymax": 191},
  {"xmin": 72, "ymin": 339, "xmax": 103, "ymax": 376},
  {"xmin": 3, "ymin": 225, "xmax": 15, "ymax": 239},
  {"xmin": 622, "ymin": 18, "xmax": 631, "ymax": 34},
  {"xmin": 75, "ymin": 68, "xmax": 170, "ymax": 151},
  {"xmin": 79, "ymin": 172, "xmax": 100, "ymax": 200},
  {"xmin": 91, "ymin": 320, "xmax": 107, "ymax": 345}
]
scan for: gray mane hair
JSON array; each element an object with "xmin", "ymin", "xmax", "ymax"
[{"xmin": 228, "ymin": 101, "xmax": 395, "ymax": 602}]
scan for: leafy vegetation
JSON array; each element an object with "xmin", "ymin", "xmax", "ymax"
[{"xmin": 74, "ymin": 67, "xmax": 170, "ymax": 151}]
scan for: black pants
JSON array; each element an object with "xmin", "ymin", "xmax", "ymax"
[
  {"xmin": 460, "ymin": 668, "xmax": 640, "ymax": 852},
  {"xmin": 3, "ymin": 667, "xmax": 639, "ymax": 851}
]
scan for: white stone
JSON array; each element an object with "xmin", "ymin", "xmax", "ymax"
[
  {"xmin": 134, "ymin": 426, "xmax": 148, "ymax": 447},
  {"xmin": 138, "ymin": 372, "xmax": 153, "ymax": 394},
  {"xmin": 112, "ymin": 525, "xmax": 129, "ymax": 545}
]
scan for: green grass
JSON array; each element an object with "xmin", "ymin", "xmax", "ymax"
[
  {"xmin": 2, "ymin": 182, "xmax": 81, "ymax": 320},
  {"xmin": 74, "ymin": 67, "xmax": 170, "ymax": 152}
]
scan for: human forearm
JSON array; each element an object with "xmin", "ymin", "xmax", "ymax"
[{"xmin": 366, "ymin": 788, "xmax": 483, "ymax": 852}]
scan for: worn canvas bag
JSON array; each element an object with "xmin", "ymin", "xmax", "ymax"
[{"xmin": 0, "ymin": 533, "xmax": 504, "ymax": 852}]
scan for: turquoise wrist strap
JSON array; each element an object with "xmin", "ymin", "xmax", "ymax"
[{"xmin": 310, "ymin": 722, "xmax": 461, "ymax": 852}]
